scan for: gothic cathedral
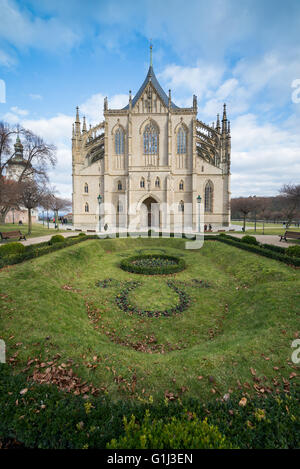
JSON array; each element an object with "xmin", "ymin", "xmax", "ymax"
[{"xmin": 72, "ymin": 49, "xmax": 231, "ymax": 232}]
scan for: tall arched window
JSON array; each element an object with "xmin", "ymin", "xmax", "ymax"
[
  {"xmin": 140, "ymin": 177, "xmax": 145, "ymax": 188},
  {"xmin": 117, "ymin": 201, "xmax": 123, "ymax": 213},
  {"xmin": 204, "ymin": 181, "xmax": 213, "ymax": 213},
  {"xmin": 84, "ymin": 183, "xmax": 88, "ymax": 193},
  {"xmin": 115, "ymin": 128, "xmax": 124, "ymax": 155},
  {"xmin": 85, "ymin": 202, "xmax": 89, "ymax": 213},
  {"xmin": 117, "ymin": 180, "xmax": 122, "ymax": 191},
  {"xmin": 177, "ymin": 127, "xmax": 186, "ymax": 154},
  {"xmin": 155, "ymin": 177, "xmax": 160, "ymax": 188},
  {"xmin": 143, "ymin": 122, "xmax": 158, "ymax": 154},
  {"xmin": 179, "ymin": 180, "xmax": 184, "ymax": 191},
  {"xmin": 179, "ymin": 200, "xmax": 184, "ymax": 212}
]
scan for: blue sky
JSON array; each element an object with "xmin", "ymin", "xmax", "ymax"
[{"xmin": 0, "ymin": 0, "xmax": 300, "ymax": 198}]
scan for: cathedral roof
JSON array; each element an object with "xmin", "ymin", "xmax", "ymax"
[{"xmin": 123, "ymin": 65, "xmax": 179, "ymax": 110}]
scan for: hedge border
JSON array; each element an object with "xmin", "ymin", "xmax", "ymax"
[
  {"xmin": 0, "ymin": 234, "xmax": 98, "ymax": 269},
  {"xmin": 120, "ymin": 253, "xmax": 186, "ymax": 275},
  {"xmin": 212, "ymin": 234, "xmax": 300, "ymax": 267}
]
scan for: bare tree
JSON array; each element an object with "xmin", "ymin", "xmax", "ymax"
[
  {"xmin": 279, "ymin": 184, "xmax": 300, "ymax": 228},
  {"xmin": 231, "ymin": 197, "xmax": 255, "ymax": 232},
  {"xmin": 0, "ymin": 121, "xmax": 56, "ymax": 222},
  {"xmin": 0, "ymin": 178, "xmax": 21, "ymax": 222},
  {"xmin": 18, "ymin": 180, "xmax": 46, "ymax": 234},
  {"xmin": 40, "ymin": 190, "xmax": 54, "ymax": 229},
  {"xmin": 47, "ymin": 190, "xmax": 71, "ymax": 229}
]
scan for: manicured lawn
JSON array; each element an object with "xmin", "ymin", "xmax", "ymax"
[
  {"xmin": 232, "ymin": 220, "xmax": 300, "ymax": 236},
  {"xmin": 0, "ymin": 222, "xmax": 60, "ymax": 240},
  {"xmin": 0, "ymin": 237, "xmax": 298, "ymax": 402}
]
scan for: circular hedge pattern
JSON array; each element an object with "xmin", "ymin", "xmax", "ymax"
[
  {"xmin": 120, "ymin": 254, "xmax": 186, "ymax": 275},
  {"xmin": 115, "ymin": 280, "xmax": 190, "ymax": 317}
]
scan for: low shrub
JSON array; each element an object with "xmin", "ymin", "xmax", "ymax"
[
  {"xmin": 0, "ymin": 242, "xmax": 25, "ymax": 257},
  {"xmin": 78, "ymin": 232, "xmax": 86, "ymax": 237},
  {"xmin": 120, "ymin": 254, "xmax": 186, "ymax": 275},
  {"xmin": 107, "ymin": 411, "xmax": 232, "ymax": 449},
  {"xmin": 241, "ymin": 235, "xmax": 259, "ymax": 245},
  {"xmin": 49, "ymin": 234, "xmax": 65, "ymax": 244},
  {"xmin": 286, "ymin": 245, "xmax": 300, "ymax": 258}
]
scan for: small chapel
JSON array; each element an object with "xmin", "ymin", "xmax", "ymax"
[{"xmin": 72, "ymin": 47, "xmax": 231, "ymax": 231}]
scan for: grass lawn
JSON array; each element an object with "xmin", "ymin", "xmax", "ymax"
[
  {"xmin": 0, "ymin": 222, "xmax": 61, "ymax": 240},
  {"xmin": 0, "ymin": 237, "xmax": 298, "ymax": 402},
  {"xmin": 232, "ymin": 220, "xmax": 300, "ymax": 237}
]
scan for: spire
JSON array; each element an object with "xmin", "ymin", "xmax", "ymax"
[
  {"xmin": 168, "ymin": 89, "xmax": 171, "ymax": 108},
  {"xmin": 72, "ymin": 123, "xmax": 75, "ymax": 138},
  {"xmin": 222, "ymin": 103, "xmax": 227, "ymax": 134},
  {"xmin": 75, "ymin": 106, "xmax": 80, "ymax": 123},
  {"xmin": 227, "ymin": 120, "xmax": 231, "ymax": 135},
  {"xmin": 150, "ymin": 41, "xmax": 153, "ymax": 67},
  {"xmin": 13, "ymin": 132, "xmax": 24, "ymax": 160},
  {"xmin": 129, "ymin": 90, "xmax": 132, "ymax": 111},
  {"xmin": 216, "ymin": 113, "xmax": 221, "ymax": 133},
  {"xmin": 104, "ymin": 96, "xmax": 108, "ymax": 111},
  {"xmin": 193, "ymin": 94, "xmax": 197, "ymax": 112},
  {"xmin": 75, "ymin": 106, "xmax": 81, "ymax": 136},
  {"xmin": 82, "ymin": 116, "xmax": 87, "ymax": 133}
]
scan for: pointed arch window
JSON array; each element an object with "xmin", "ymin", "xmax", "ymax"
[
  {"xmin": 117, "ymin": 180, "xmax": 122, "ymax": 191},
  {"xmin": 140, "ymin": 177, "xmax": 145, "ymax": 188},
  {"xmin": 84, "ymin": 183, "xmax": 89, "ymax": 193},
  {"xmin": 179, "ymin": 180, "xmax": 184, "ymax": 191},
  {"xmin": 179, "ymin": 200, "xmax": 184, "ymax": 212},
  {"xmin": 177, "ymin": 127, "xmax": 186, "ymax": 154},
  {"xmin": 115, "ymin": 128, "xmax": 124, "ymax": 155},
  {"xmin": 204, "ymin": 181, "xmax": 213, "ymax": 213},
  {"xmin": 85, "ymin": 202, "xmax": 89, "ymax": 213},
  {"xmin": 155, "ymin": 177, "xmax": 160, "ymax": 188},
  {"xmin": 143, "ymin": 122, "xmax": 158, "ymax": 154}
]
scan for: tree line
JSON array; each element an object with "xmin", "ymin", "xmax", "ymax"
[
  {"xmin": 231, "ymin": 186, "xmax": 300, "ymax": 231},
  {"xmin": 0, "ymin": 122, "xmax": 71, "ymax": 234}
]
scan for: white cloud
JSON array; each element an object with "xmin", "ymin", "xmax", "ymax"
[
  {"xmin": 231, "ymin": 113, "xmax": 300, "ymax": 196},
  {"xmin": 0, "ymin": 49, "xmax": 15, "ymax": 67},
  {"xmin": 0, "ymin": 0, "xmax": 79, "ymax": 52},
  {"xmin": 80, "ymin": 92, "xmax": 128, "ymax": 126},
  {"xmin": 29, "ymin": 93, "xmax": 43, "ymax": 100},
  {"xmin": 159, "ymin": 62, "xmax": 224, "ymax": 102}
]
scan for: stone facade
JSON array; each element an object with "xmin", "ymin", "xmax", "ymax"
[{"xmin": 72, "ymin": 61, "xmax": 231, "ymax": 231}]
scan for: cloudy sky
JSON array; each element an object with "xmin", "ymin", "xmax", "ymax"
[{"xmin": 0, "ymin": 0, "xmax": 300, "ymax": 198}]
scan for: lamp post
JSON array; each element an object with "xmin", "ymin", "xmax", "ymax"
[
  {"xmin": 253, "ymin": 195, "xmax": 257, "ymax": 233},
  {"xmin": 197, "ymin": 195, "xmax": 202, "ymax": 233},
  {"xmin": 97, "ymin": 194, "xmax": 102, "ymax": 232}
]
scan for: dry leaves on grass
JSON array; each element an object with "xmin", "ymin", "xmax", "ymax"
[{"xmin": 26, "ymin": 356, "xmax": 106, "ymax": 397}]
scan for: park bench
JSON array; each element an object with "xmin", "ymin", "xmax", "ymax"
[
  {"xmin": 279, "ymin": 231, "xmax": 300, "ymax": 242},
  {"xmin": 0, "ymin": 230, "xmax": 26, "ymax": 241}
]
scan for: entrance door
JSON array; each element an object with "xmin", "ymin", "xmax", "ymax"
[{"xmin": 141, "ymin": 197, "xmax": 158, "ymax": 229}]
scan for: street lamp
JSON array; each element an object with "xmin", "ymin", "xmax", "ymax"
[
  {"xmin": 97, "ymin": 194, "xmax": 102, "ymax": 232},
  {"xmin": 197, "ymin": 195, "xmax": 202, "ymax": 233}
]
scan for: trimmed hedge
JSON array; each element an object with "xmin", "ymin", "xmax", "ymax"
[
  {"xmin": 0, "ymin": 366, "xmax": 298, "ymax": 449},
  {"xmin": 286, "ymin": 245, "xmax": 300, "ymax": 258},
  {"xmin": 120, "ymin": 254, "xmax": 186, "ymax": 275},
  {"xmin": 216, "ymin": 234, "xmax": 300, "ymax": 267},
  {"xmin": 241, "ymin": 235, "xmax": 259, "ymax": 245},
  {"xmin": 49, "ymin": 234, "xmax": 65, "ymax": 244},
  {"xmin": 0, "ymin": 242, "xmax": 25, "ymax": 257},
  {"xmin": 0, "ymin": 234, "xmax": 98, "ymax": 269}
]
